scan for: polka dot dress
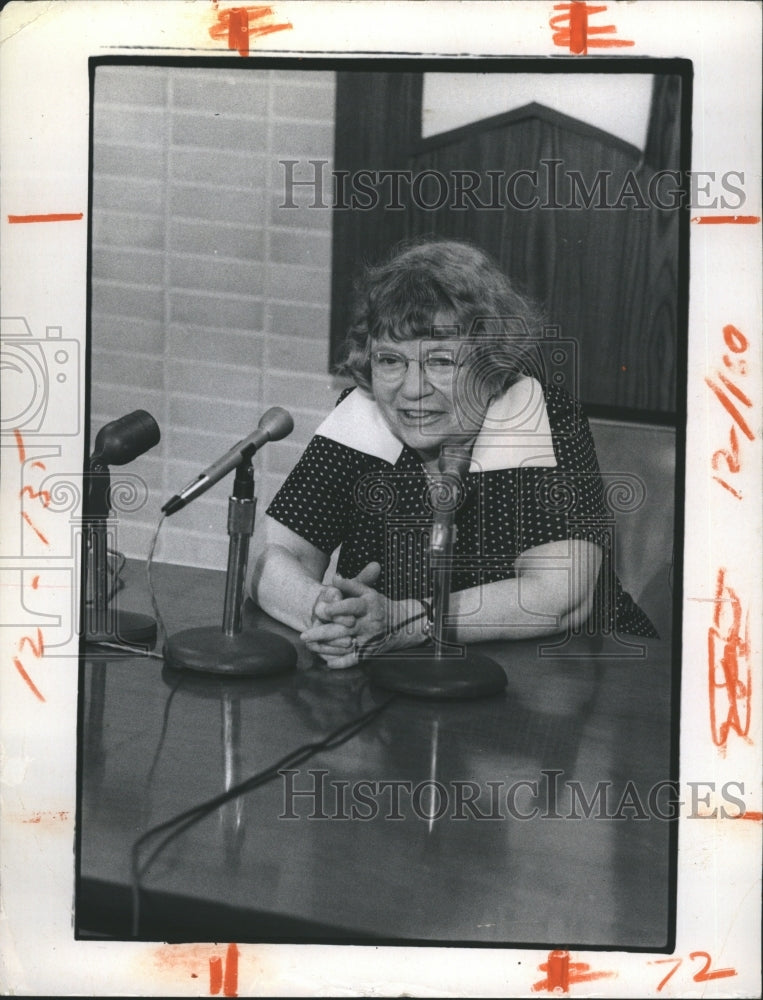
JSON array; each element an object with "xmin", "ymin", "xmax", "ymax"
[{"xmin": 267, "ymin": 384, "xmax": 658, "ymax": 637}]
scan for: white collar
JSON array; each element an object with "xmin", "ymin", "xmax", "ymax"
[{"xmin": 314, "ymin": 376, "xmax": 557, "ymax": 471}]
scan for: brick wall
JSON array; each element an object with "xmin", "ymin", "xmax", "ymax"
[{"xmin": 90, "ymin": 64, "xmax": 342, "ymax": 570}]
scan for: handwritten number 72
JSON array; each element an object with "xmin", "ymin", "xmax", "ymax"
[{"xmin": 652, "ymin": 952, "xmax": 736, "ymax": 991}]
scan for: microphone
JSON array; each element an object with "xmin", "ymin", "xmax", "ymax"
[
  {"xmin": 91, "ymin": 410, "xmax": 161, "ymax": 467},
  {"xmin": 362, "ymin": 444, "xmax": 507, "ymax": 701},
  {"xmin": 85, "ymin": 410, "xmax": 162, "ymax": 649},
  {"xmin": 429, "ymin": 448, "xmax": 470, "ymax": 654},
  {"xmin": 161, "ymin": 404, "xmax": 297, "ymax": 677},
  {"xmin": 162, "ymin": 407, "xmax": 293, "ymax": 515},
  {"xmin": 430, "ymin": 448, "xmax": 471, "ymax": 557},
  {"xmin": 438, "ymin": 448, "xmax": 472, "ymax": 480}
]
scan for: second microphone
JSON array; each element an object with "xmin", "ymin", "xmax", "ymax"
[{"xmin": 161, "ymin": 406, "xmax": 294, "ymax": 516}]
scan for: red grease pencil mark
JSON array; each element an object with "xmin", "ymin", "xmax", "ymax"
[
  {"xmin": 707, "ymin": 324, "xmax": 755, "ymax": 498},
  {"xmin": 692, "ymin": 215, "xmax": 761, "ymax": 224},
  {"xmin": 730, "ymin": 810, "xmax": 763, "ymax": 821},
  {"xmin": 532, "ymin": 950, "xmax": 616, "ymax": 992},
  {"xmin": 7, "ymin": 213, "xmax": 83, "ymax": 224},
  {"xmin": 31, "ymin": 575, "xmax": 40, "ymax": 589},
  {"xmin": 209, "ymin": 944, "xmax": 238, "ymax": 996},
  {"xmin": 568, "ymin": 2, "xmax": 586, "ymax": 54},
  {"xmin": 223, "ymin": 943, "xmax": 239, "ymax": 997},
  {"xmin": 209, "ymin": 956, "xmax": 223, "ymax": 995},
  {"xmin": 20, "ymin": 484, "xmax": 51, "ymax": 508},
  {"xmin": 19, "ymin": 628, "xmax": 45, "ymax": 658},
  {"xmin": 12, "ymin": 657, "xmax": 46, "ymax": 702},
  {"xmin": 21, "ymin": 511, "xmax": 49, "ymax": 545},
  {"xmin": 550, "ymin": 2, "xmax": 634, "ymax": 53},
  {"xmin": 651, "ymin": 953, "xmax": 737, "ymax": 991},
  {"xmin": 713, "ymin": 475, "xmax": 742, "ymax": 500},
  {"xmin": 12, "ymin": 427, "xmax": 49, "ymax": 703},
  {"xmin": 548, "ymin": 950, "xmax": 569, "ymax": 991},
  {"xmin": 14, "ymin": 429, "xmax": 25, "ymax": 462},
  {"xmin": 209, "ymin": 5, "xmax": 292, "ymax": 57},
  {"xmin": 708, "ymin": 569, "xmax": 751, "ymax": 751},
  {"xmin": 705, "ymin": 374, "xmax": 755, "ymax": 441},
  {"xmin": 22, "ymin": 810, "xmax": 68, "ymax": 824}
]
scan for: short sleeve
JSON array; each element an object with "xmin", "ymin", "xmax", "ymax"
[
  {"xmin": 513, "ymin": 386, "xmax": 609, "ymax": 554},
  {"xmin": 265, "ymin": 435, "xmax": 367, "ymax": 555}
]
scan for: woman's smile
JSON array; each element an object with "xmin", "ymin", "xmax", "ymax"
[{"xmin": 397, "ymin": 408, "xmax": 445, "ymax": 424}]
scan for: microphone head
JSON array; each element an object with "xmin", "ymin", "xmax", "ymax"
[
  {"xmin": 91, "ymin": 410, "xmax": 161, "ymax": 466},
  {"xmin": 438, "ymin": 447, "xmax": 471, "ymax": 482},
  {"xmin": 258, "ymin": 406, "xmax": 294, "ymax": 442}
]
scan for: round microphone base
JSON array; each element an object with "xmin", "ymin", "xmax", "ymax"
[
  {"xmin": 86, "ymin": 610, "xmax": 158, "ymax": 649},
  {"xmin": 364, "ymin": 650, "xmax": 507, "ymax": 700},
  {"xmin": 164, "ymin": 626, "xmax": 298, "ymax": 677}
]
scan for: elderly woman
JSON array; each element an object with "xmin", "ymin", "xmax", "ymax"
[{"xmin": 252, "ymin": 239, "xmax": 657, "ymax": 668}]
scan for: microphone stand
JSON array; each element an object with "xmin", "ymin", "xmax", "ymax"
[
  {"xmin": 430, "ymin": 511, "xmax": 460, "ymax": 655},
  {"xmin": 85, "ymin": 459, "xmax": 158, "ymax": 648},
  {"xmin": 164, "ymin": 451, "xmax": 297, "ymax": 676},
  {"xmin": 363, "ymin": 468, "xmax": 507, "ymax": 701}
]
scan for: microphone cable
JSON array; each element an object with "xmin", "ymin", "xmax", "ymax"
[
  {"xmin": 129, "ymin": 686, "xmax": 397, "ymax": 938},
  {"xmin": 146, "ymin": 512, "xmax": 168, "ymax": 648},
  {"xmin": 85, "ymin": 515, "xmax": 168, "ymax": 660}
]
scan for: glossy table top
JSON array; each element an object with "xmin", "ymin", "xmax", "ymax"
[{"xmin": 77, "ymin": 561, "xmax": 676, "ymax": 949}]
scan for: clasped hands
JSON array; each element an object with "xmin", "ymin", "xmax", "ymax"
[{"xmin": 300, "ymin": 561, "xmax": 421, "ymax": 669}]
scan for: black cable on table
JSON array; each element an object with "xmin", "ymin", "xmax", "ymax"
[{"xmin": 129, "ymin": 688, "xmax": 397, "ymax": 938}]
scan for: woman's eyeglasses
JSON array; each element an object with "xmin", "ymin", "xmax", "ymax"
[{"xmin": 371, "ymin": 348, "xmax": 467, "ymax": 384}]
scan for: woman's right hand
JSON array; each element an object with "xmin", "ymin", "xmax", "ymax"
[{"xmin": 303, "ymin": 585, "xmax": 358, "ymax": 661}]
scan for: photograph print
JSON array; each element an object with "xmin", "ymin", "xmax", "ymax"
[{"xmin": 77, "ymin": 57, "xmax": 689, "ymax": 951}]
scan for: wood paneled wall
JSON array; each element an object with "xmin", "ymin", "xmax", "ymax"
[{"xmin": 330, "ymin": 71, "xmax": 684, "ymax": 418}]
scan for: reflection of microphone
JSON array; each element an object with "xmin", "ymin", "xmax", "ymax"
[{"xmin": 162, "ymin": 407, "xmax": 294, "ymax": 515}]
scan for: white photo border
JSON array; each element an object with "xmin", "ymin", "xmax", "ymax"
[{"xmin": 0, "ymin": 2, "xmax": 760, "ymax": 996}]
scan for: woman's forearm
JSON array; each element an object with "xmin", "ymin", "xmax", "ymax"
[
  {"xmin": 448, "ymin": 541, "xmax": 600, "ymax": 643},
  {"xmin": 449, "ymin": 578, "xmax": 569, "ymax": 642},
  {"xmin": 251, "ymin": 544, "xmax": 325, "ymax": 633}
]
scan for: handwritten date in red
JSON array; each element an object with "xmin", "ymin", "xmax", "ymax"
[
  {"xmin": 706, "ymin": 324, "xmax": 754, "ymax": 500},
  {"xmin": 12, "ymin": 430, "xmax": 49, "ymax": 702}
]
